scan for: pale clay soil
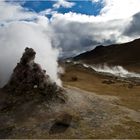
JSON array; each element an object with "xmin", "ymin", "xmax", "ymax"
[{"xmin": 0, "ymin": 87, "xmax": 140, "ymax": 138}]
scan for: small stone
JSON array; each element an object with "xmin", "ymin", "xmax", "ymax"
[{"xmin": 33, "ymin": 85, "xmax": 38, "ymax": 89}]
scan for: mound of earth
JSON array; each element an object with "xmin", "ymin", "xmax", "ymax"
[
  {"xmin": 3, "ymin": 47, "xmax": 67, "ymax": 103},
  {"xmin": 0, "ymin": 47, "xmax": 69, "ymax": 138}
]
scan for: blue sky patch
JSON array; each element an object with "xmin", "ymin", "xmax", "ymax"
[
  {"xmin": 6, "ymin": 0, "xmax": 103, "ymax": 16},
  {"xmin": 57, "ymin": 1, "xmax": 103, "ymax": 16}
]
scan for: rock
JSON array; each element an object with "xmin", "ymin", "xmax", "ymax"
[
  {"xmin": 71, "ymin": 76, "xmax": 78, "ymax": 82},
  {"xmin": 128, "ymin": 83, "xmax": 134, "ymax": 89},
  {"xmin": 4, "ymin": 47, "xmax": 67, "ymax": 103},
  {"xmin": 102, "ymin": 79, "xmax": 115, "ymax": 84}
]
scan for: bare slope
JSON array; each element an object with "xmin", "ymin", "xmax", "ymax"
[
  {"xmin": 0, "ymin": 86, "xmax": 140, "ymax": 138},
  {"xmin": 74, "ymin": 38, "xmax": 140, "ymax": 71}
]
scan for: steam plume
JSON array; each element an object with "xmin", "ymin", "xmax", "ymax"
[
  {"xmin": 0, "ymin": 18, "xmax": 61, "ymax": 87},
  {"xmin": 70, "ymin": 61, "xmax": 140, "ymax": 78},
  {"xmin": 83, "ymin": 64, "xmax": 140, "ymax": 78}
]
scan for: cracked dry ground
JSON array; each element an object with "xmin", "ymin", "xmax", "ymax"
[{"xmin": 0, "ymin": 86, "xmax": 140, "ymax": 139}]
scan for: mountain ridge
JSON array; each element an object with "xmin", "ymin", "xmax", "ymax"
[{"xmin": 73, "ymin": 38, "xmax": 140, "ymax": 71}]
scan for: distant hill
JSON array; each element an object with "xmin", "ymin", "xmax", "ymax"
[{"xmin": 74, "ymin": 38, "xmax": 140, "ymax": 72}]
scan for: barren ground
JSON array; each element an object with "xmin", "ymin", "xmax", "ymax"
[
  {"xmin": 0, "ymin": 63, "xmax": 140, "ymax": 138},
  {"xmin": 0, "ymin": 85, "xmax": 140, "ymax": 139}
]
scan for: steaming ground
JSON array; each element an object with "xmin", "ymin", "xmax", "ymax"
[
  {"xmin": 68, "ymin": 61, "xmax": 140, "ymax": 79},
  {"xmin": 0, "ymin": 86, "xmax": 139, "ymax": 138},
  {"xmin": 0, "ymin": 59, "xmax": 140, "ymax": 138},
  {"xmin": 85, "ymin": 64, "xmax": 140, "ymax": 78},
  {"xmin": 60, "ymin": 61, "xmax": 140, "ymax": 138}
]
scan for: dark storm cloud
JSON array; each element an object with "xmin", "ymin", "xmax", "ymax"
[
  {"xmin": 51, "ymin": 17, "xmax": 125, "ymax": 57},
  {"xmin": 51, "ymin": 22, "xmax": 99, "ymax": 57},
  {"xmin": 124, "ymin": 12, "xmax": 140, "ymax": 37}
]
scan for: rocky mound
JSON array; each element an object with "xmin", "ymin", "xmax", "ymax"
[{"xmin": 3, "ymin": 47, "xmax": 67, "ymax": 103}]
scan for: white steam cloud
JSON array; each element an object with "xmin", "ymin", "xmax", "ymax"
[
  {"xmin": 71, "ymin": 61, "xmax": 140, "ymax": 78},
  {"xmin": 0, "ymin": 17, "xmax": 61, "ymax": 87},
  {"xmin": 90, "ymin": 65, "xmax": 140, "ymax": 78}
]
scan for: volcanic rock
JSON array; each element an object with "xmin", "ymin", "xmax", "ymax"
[{"xmin": 4, "ymin": 47, "xmax": 67, "ymax": 103}]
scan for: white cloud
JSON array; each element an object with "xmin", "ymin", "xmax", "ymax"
[
  {"xmin": 101, "ymin": 0, "xmax": 140, "ymax": 20},
  {"xmin": 91, "ymin": 0, "xmax": 101, "ymax": 3},
  {"xmin": 0, "ymin": 0, "xmax": 37, "ymax": 22},
  {"xmin": 53, "ymin": 0, "xmax": 75, "ymax": 9},
  {"xmin": 49, "ymin": 0, "xmax": 140, "ymax": 56},
  {"xmin": 50, "ymin": 12, "xmax": 132, "ymax": 57},
  {"xmin": 0, "ymin": 0, "xmax": 140, "ymax": 86},
  {"xmin": 39, "ymin": 8, "xmax": 57, "ymax": 16}
]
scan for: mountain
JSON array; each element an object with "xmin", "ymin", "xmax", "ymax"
[{"xmin": 74, "ymin": 38, "xmax": 140, "ymax": 71}]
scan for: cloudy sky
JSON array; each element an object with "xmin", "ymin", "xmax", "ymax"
[
  {"xmin": 1, "ymin": 0, "xmax": 140, "ymax": 56},
  {"xmin": 0, "ymin": 0, "xmax": 140, "ymax": 86}
]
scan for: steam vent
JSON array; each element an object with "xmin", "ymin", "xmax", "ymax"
[{"xmin": 4, "ymin": 47, "xmax": 67, "ymax": 103}]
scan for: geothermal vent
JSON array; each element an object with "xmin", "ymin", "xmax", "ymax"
[{"xmin": 4, "ymin": 47, "xmax": 67, "ymax": 103}]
